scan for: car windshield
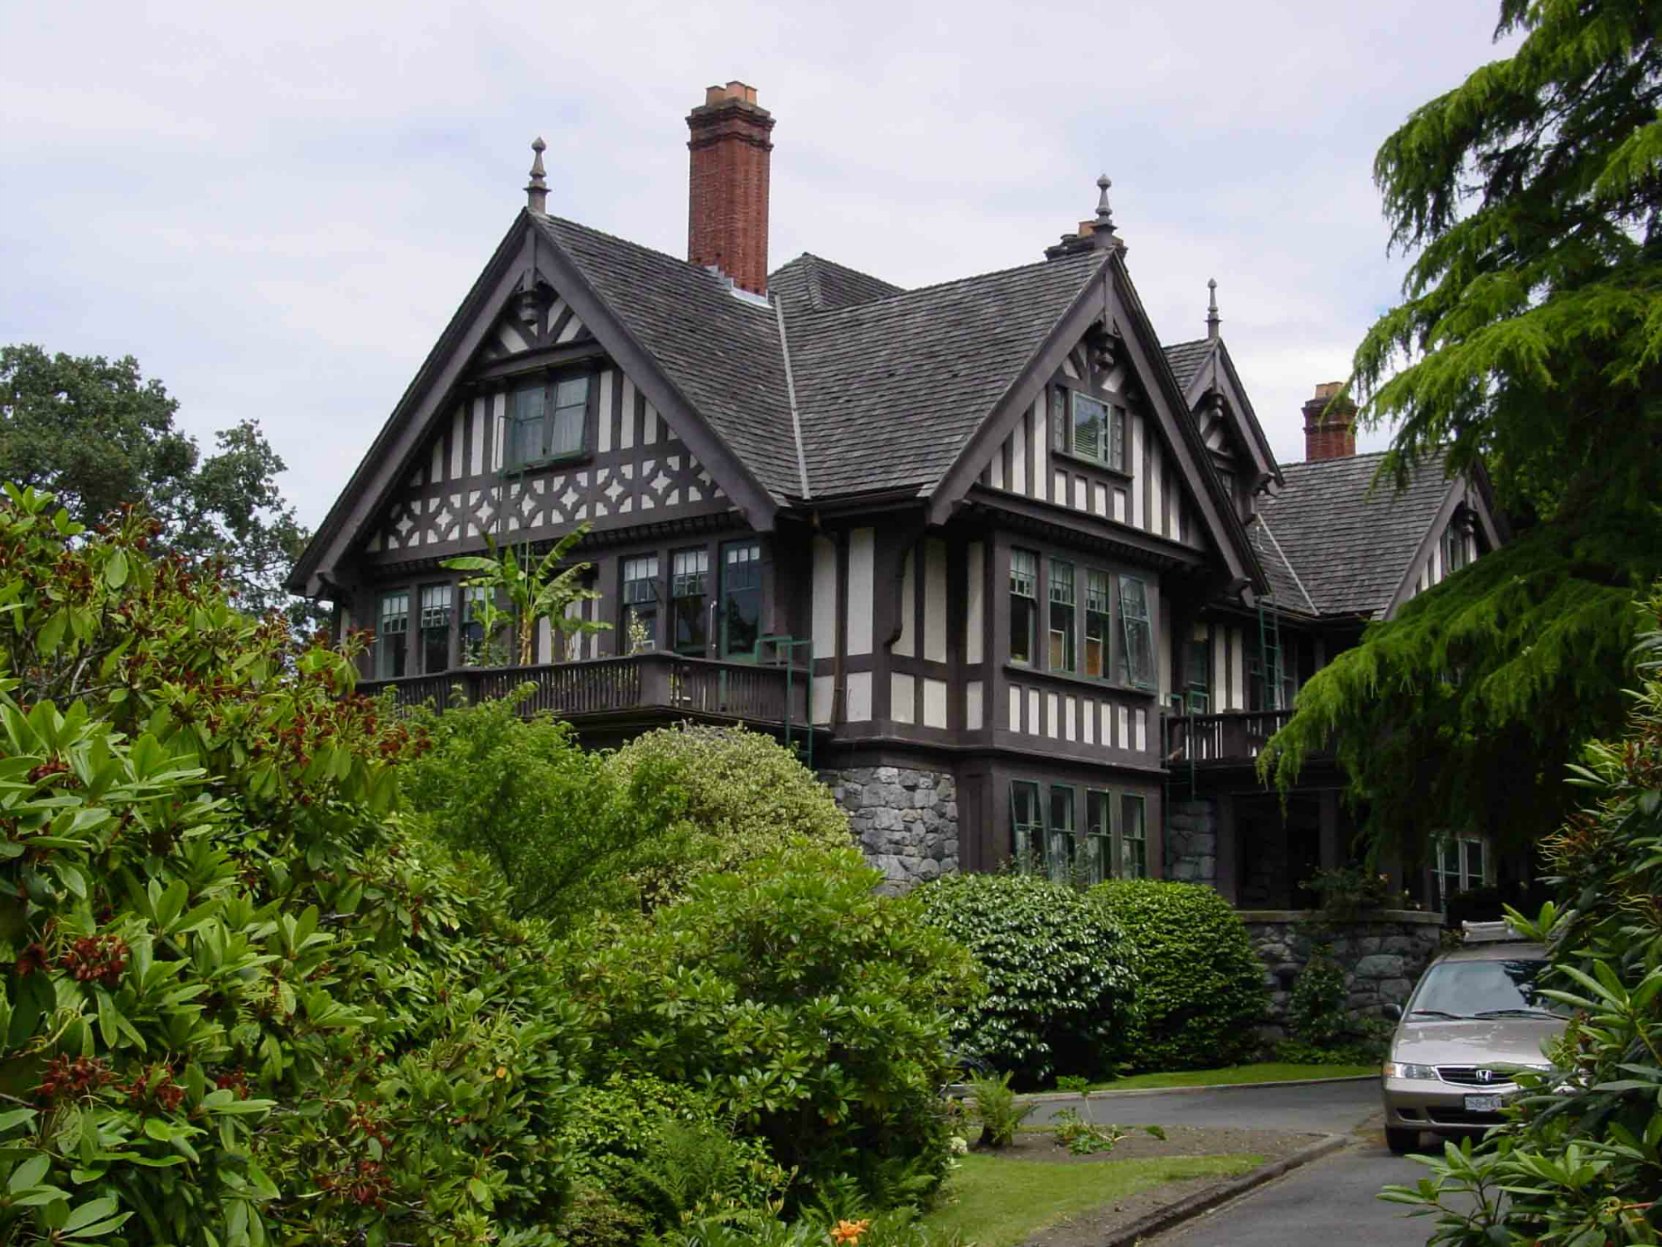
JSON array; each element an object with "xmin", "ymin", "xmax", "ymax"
[{"xmin": 1407, "ymin": 958, "xmax": 1565, "ymax": 1020}]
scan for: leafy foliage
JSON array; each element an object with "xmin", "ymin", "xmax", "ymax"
[
  {"xmin": 0, "ymin": 346, "xmax": 308, "ymax": 617},
  {"xmin": 603, "ymin": 724, "xmax": 856, "ymax": 907},
  {"xmin": 1285, "ymin": 956, "xmax": 1349, "ymax": 1049},
  {"xmin": 442, "ymin": 524, "xmax": 606, "ymax": 667},
  {"xmin": 1263, "ymin": 0, "xmax": 1662, "ymax": 850},
  {"xmin": 911, "ymin": 873, "xmax": 1138, "ymax": 1085},
  {"xmin": 558, "ymin": 846, "xmax": 979, "ymax": 1210},
  {"xmin": 398, "ymin": 694, "xmax": 688, "ymax": 923},
  {"xmin": 1382, "ymin": 592, "xmax": 1662, "ymax": 1243},
  {"xmin": 1091, "ymin": 881, "xmax": 1267, "ymax": 1071},
  {"xmin": 964, "ymin": 1072, "xmax": 1033, "ymax": 1150},
  {"xmin": 0, "ymin": 484, "xmax": 586, "ymax": 1245}
]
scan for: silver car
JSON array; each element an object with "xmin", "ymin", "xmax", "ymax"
[{"xmin": 1380, "ymin": 933, "xmax": 1565, "ymax": 1154}]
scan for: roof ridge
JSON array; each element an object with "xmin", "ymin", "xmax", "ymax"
[{"xmin": 800, "ymin": 249, "xmax": 1104, "ymax": 318}]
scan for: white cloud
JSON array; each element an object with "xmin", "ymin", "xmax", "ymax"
[{"xmin": 0, "ymin": 0, "xmax": 1512, "ymax": 525}]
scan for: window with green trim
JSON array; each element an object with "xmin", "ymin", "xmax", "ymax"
[
  {"xmin": 621, "ymin": 555, "xmax": 660, "ymax": 652},
  {"xmin": 1010, "ymin": 549, "xmax": 1038, "ymax": 665},
  {"xmin": 1066, "ymin": 391, "xmax": 1127, "ymax": 472},
  {"xmin": 505, "ymin": 375, "xmax": 590, "ymax": 468},
  {"xmin": 1010, "ymin": 781, "xmax": 1042, "ymax": 870},
  {"xmin": 671, "ymin": 549, "xmax": 709, "ymax": 656},
  {"xmin": 1084, "ymin": 570, "xmax": 1111, "ymax": 679},
  {"xmin": 1046, "ymin": 785, "xmax": 1076, "ymax": 883},
  {"xmin": 1049, "ymin": 560, "xmax": 1076, "ymax": 672},
  {"xmin": 376, "ymin": 590, "xmax": 409, "ymax": 680},
  {"xmin": 1121, "ymin": 794, "xmax": 1148, "ymax": 879},
  {"xmin": 719, "ymin": 541, "xmax": 762, "ymax": 659},
  {"xmin": 1118, "ymin": 574, "xmax": 1154, "ymax": 688},
  {"xmin": 418, "ymin": 584, "xmax": 452, "ymax": 674}
]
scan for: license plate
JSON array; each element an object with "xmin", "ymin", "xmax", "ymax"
[{"xmin": 1464, "ymin": 1094, "xmax": 1504, "ymax": 1113}]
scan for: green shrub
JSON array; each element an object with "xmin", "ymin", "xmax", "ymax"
[
  {"xmin": 1286, "ymin": 955, "xmax": 1349, "ymax": 1047},
  {"xmin": 558, "ymin": 846, "xmax": 979, "ymax": 1211},
  {"xmin": 603, "ymin": 724, "xmax": 855, "ymax": 906},
  {"xmin": 966, "ymin": 1072, "xmax": 1034, "ymax": 1149},
  {"xmin": 400, "ymin": 695, "xmax": 689, "ymax": 923},
  {"xmin": 911, "ymin": 873, "xmax": 1138, "ymax": 1085},
  {"xmin": 0, "ymin": 486, "xmax": 587, "ymax": 1245},
  {"xmin": 1090, "ymin": 880, "xmax": 1268, "ymax": 1070}
]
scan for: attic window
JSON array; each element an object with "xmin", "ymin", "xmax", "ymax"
[
  {"xmin": 1065, "ymin": 391, "xmax": 1127, "ymax": 473},
  {"xmin": 505, "ymin": 374, "xmax": 590, "ymax": 469}
]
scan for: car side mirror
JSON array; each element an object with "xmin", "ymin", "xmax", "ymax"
[{"xmin": 1382, "ymin": 1003, "xmax": 1403, "ymax": 1022}]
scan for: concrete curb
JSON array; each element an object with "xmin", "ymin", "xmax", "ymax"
[
  {"xmin": 1015, "ymin": 1074, "xmax": 1376, "ymax": 1104},
  {"xmin": 1097, "ymin": 1133, "xmax": 1350, "ymax": 1246}
]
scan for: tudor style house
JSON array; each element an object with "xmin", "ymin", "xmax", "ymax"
[{"xmin": 289, "ymin": 82, "xmax": 1504, "ymax": 907}]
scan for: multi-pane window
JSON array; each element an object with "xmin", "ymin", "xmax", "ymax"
[
  {"xmin": 1010, "ymin": 781, "xmax": 1043, "ymax": 869},
  {"xmin": 1010, "ymin": 550, "xmax": 1038, "ymax": 665},
  {"xmin": 1084, "ymin": 571, "xmax": 1111, "ymax": 680},
  {"xmin": 376, "ymin": 591, "xmax": 409, "ymax": 680},
  {"xmin": 462, "ymin": 586, "xmax": 490, "ymax": 663},
  {"xmin": 720, "ymin": 542, "xmax": 763, "ymax": 659},
  {"xmin": 671, "ymin": 549, "xmax": 709, "ymax": 656},
  {"xmin": 1442, "ymin": 520, "xmax": 1471, "ymax": 574},
  {"xmin": 505, "ymin": 375, "xmax": 590, "ymax": 469},
  {"xmin": 1183, "ymin": 637, "xmax": 1211, "ymax": 713},
  {"xmin": 1046, "ymin": 786, "xmax": 1076, "ymax": 883},
  {"xmin": 621, "ymin": 555, "xmax": 660, "ymax": 653},
  {"xmin": 1084, "ymin": 790, "xmax": 1114, "ymax": 884},
  {"xmin": 418, "ymin": 584, "xmax": 452, "ymax": 674},
  {"xmin": 1048, "ymin": 560, "xmax": 1076, "ymax": 672},
  {"xmin": 1066, "ymin": 391, "xmax": 1126, "ymax": 472},
  {"xmin": 1433, "ymin": 834, "xmax": 1488, "ymax": 906},
  {"xmin": 1121, "ymin": 794, "xmax": 1148, "ymax": 879},
  {"xmin": 1118, "ymin": 574, "xmax": 1154, "ymax": 688}
]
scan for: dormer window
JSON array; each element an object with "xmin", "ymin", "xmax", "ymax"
[
  {"xmin": 1065, "ymin": 391, "xmax": 1127, "ymax": 473},
  {"xmin": 505, "ymin": 374, "xmax": 590, "ymax": 469}
]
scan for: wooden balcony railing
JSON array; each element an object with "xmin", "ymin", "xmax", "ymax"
[
  {"xmin": 356, "ymin": 652, "xmax": 808, "ymax": 729},
  {"xmin": 1165, "ymin": 709, "xmax": 1294, "ymax": 764}
]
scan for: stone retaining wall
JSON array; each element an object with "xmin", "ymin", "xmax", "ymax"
[
  {"xmin": 1239, "ymin": 909, "xmax": 1446, "ymax": 1034},
  {"xmin": 821, "ymin": 765, "xmax": 959, "ymax": 891}
]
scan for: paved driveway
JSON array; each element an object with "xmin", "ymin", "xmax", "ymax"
[{"xmin": 1024, "ymin": 1079, "xmax": 1438, "ymax": 1247}]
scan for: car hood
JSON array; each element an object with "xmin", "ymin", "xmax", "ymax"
[{"xmin": 1392, "ymin": 1018, "xmax": 1563, "ymax": 1068}]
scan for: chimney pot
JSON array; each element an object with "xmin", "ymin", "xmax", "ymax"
[
  {"xmin": 687, "ymin": 81, "xmax": 774, "ymax": 295},
  {"xmin": 1303, "ymin": 381, "xmax": 1358, "ymax": 461}
]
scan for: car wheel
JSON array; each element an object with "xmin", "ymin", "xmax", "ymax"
[{"xmin": 1385, "ymin": 1127, "xmax": 1419, "ymax": 1155}]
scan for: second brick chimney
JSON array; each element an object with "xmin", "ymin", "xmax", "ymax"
[
  {"xmin": 687, "ymin": 81, "xmax": 773, "ymax": 295},
  {"xmin": 1303, "ymin": 382, "xmax": 1358, "ymax": 461}
]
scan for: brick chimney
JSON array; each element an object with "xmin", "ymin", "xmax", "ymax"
[
  {"xmin": 687, "ymin": 81, "xmax": 773, "ymax": 295},
  {"xmin": 1303, "ymin": 382, "xmax": 1357, "ymax": 461}
]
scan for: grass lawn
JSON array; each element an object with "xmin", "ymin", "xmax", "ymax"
[
  {"xmin": 1075, "ymin": 1061, "xmax": 1376, "ymax": 1092},
  {"xmin": 922, "ymin": 1153, "xmax": 1259, "ymax": 1247}
]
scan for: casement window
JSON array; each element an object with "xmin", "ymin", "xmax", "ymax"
[
  {"xmin": 1084, "ymin": 571, "xmax": 1111, "ymax": 680},
  {"xmin": 418, "ymin": 584, "xmax": 453, "ymax": 674},
  {"xmin": 1065, "ymin": 391, "xmax": 1127, "ymax": 472},
  {"xmin": 1182, "ymin": 636, "xmax": 1211, "ymax": 713},
  {"xmin": 1009, "ymin": 549, "xmax": 1038, "ymax": 665},
  {"xmin": 1441, "ymin": 520, "xmax": 1471, "ymax": 574},
  {"xmin": 505, "ymin": 374, "xmax": 590, "ymax": 469},
  {"xmin": 1048, "ymin": 560, "xmax": 1076, "ymax": 673},
  {"xmin": 1046, "ymin": 785, "xmax": 1076, "ymax": 883},
  {"xmin": 1433, "ymin": 834, "xmax": 1488, "ymax": 906},
  {"xmin": 375, "ymin": 590, "xmax": 410, "ymax": 680},
  {"xmin": 719, "ymin": 541, "xmax": 763, "ymax": 660},
  {"xmin": 1117, "ymin": 574, "xmax": 1154, "ymax": 688},
  {"xmin": 1082, "ymin": 791, "xmax": 1113, "ymax": 884},
  {"xmin": 461, "ymin": 585, "xmax": 489, "ymax": 662},
  {"xmin": 621, "ymin": 555, "xmax": 660, "ymax": 652},
  {"xmin": 1120, "ymin": 794, "xmax": 1148, "ymax": 879},
  {"xmin": 671, "ymin": 548, "xmax": 710, "ymax": 657},
  {"xmin": 1010, "ymin": 781, "xmax": 1043, "ymax": 869}
]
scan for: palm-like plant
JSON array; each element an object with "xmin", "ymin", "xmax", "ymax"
[{"xmin": 442, "ymin": 523, "xmax": 608, "ymax": 667}]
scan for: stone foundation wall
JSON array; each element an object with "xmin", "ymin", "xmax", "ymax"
[
  {"xmin": 1165, "ymin": 799, "xmax": 1217, "ymax": 885},
  {"xmin": 821, "ymin": 765, "xmax": 959, "ymax": 891},
  {"xmin": 1240, "ymin": 909, "xmax": 1446, "ymax": 1033}
]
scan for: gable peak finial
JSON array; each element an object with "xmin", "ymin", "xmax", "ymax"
[
  {"xmin": 1088, "ymin": 173, "xmax": 1123, "ymax": 251},
  {"xmin": 526, "ymin": 137, "xmax": 549, "ymax": 214},
  {"xmin": 1206, "ymin": 277, "xmax": 1220, "ymax": 340}
]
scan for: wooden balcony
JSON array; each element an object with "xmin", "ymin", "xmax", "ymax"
[
  {"xmin": 356, "ymin": 652, "xmax": 810, "ymax": 731},
  {"xmin": 1165, "ymin": 709, "xmax": 1294, "ymax": 766}
]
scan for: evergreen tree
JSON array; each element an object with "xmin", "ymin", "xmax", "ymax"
[{"xmin": 1262, "ymin": 0, "xmax": 1662, "ymax": 856}]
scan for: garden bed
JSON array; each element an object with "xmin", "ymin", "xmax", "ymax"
[{"xmin": 923, "ymin": 1125, "xmax": 1320, "ymax": 1246}]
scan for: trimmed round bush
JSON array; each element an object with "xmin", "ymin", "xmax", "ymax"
[
  {"xmin": 1091, "ymin": 879, "xmax": 1269, "ymax": 1071},
  {"xmin": 604, "ymin": 724, "xmax": 855, "ymax": 904},
  {"xmin": 911, "ymin": 873, "xmax": 1138, "ymax": 1085}
]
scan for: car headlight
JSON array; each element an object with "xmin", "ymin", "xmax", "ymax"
[{"xmin": 1382, "ymin": 1062, "xmax": 1439, "ymax": 1081}]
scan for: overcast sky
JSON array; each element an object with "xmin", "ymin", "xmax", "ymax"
[{"xmin": 1, "ymin": 0, "xmax": 1512, "ymax": 527}]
